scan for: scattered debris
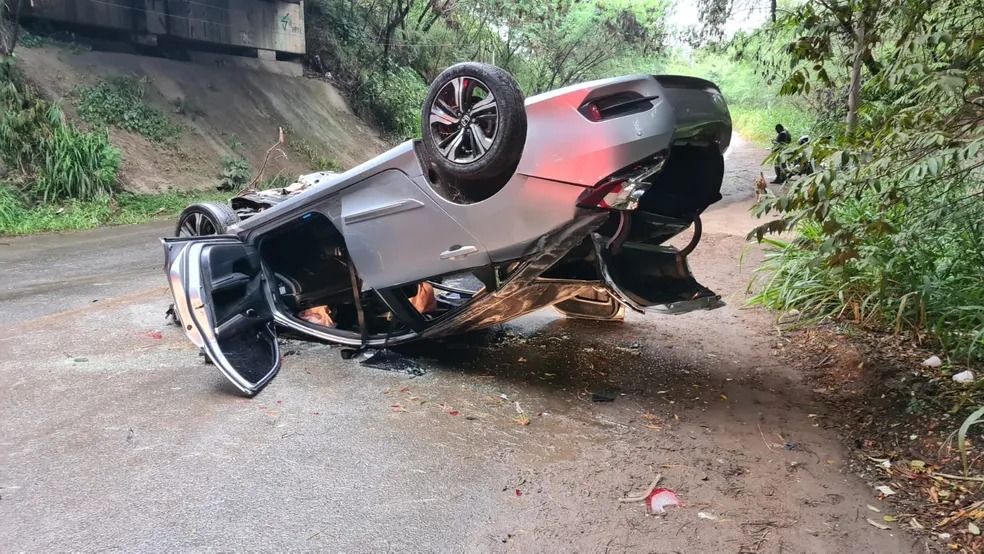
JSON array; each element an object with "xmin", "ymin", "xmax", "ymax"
[
  {"xmin": 875, "ymin": 485, "xmax": 896, "ymax": 496},
  {"xmin": 867, "ymin": 504, "xmax": 882, "ymax": 513},
  {"xmin": 952, "ymin": 370, "xmax": 975, "ymax": 384},
  {"xmin": 921, "ymin": 355, "xmax": 942, "ymax": 368},
  {"xmin": 619, "ymin": 474, "xmax": 684, "ymax": 515},
  {"xmin": 866, "ymin": 517, "xmax": 891, "ymax": 530},
  {"xmin": 698, "ymin": 511, "xmax": 719, "ymax": 520},
  {"xmin": 592, "ymin": 389, "xmax": 619, "ymax": 402},
  {"xmin": 513, "ymin": 414, "xmax": 531, "ymax": 426},
  {"xmin": 359, "ymin": 349, "xmax": 424, "ymax": 376},
  {"xmin": 145, "ymin": 330, "xmax": 163, "ymax": 340},
  {"xmin": 615, "ymin": 344, "xmax": 642, "ymax": 356},
  {"xmin": 518, "ymin": 357, "xmax": 527, "ymax": 363}
]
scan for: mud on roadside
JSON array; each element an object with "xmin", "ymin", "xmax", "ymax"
[{"xmin": 777, "ymin": 323, "xmax": 984, "ymax": 553}]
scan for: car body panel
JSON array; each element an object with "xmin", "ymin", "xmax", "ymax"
[
  {"xmin": 164, "ymin": 72, "xmax": 733, "ymax": 395},
  {"xmin": 339, "ymin": 169, "xmax": 492, "ymax": 289}
]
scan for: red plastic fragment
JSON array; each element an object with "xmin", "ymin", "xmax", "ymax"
[
  {"xmin": 646, "ymin": 488, "xmax": 683, "ymax": 514},
  {"xmin": 449, "ymin": 410, "xmax": 460, "ymax": 416},
  {"xmin": 515, "ymin": 489, "xmax": 523, "ymax": 497},
  {"xmin": 146, "ymin": 331, "xmax": 163, "ymax": 340}
]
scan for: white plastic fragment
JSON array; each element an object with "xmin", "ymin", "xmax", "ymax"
[
  {"xmin": 876, "ymin": 485, "xmax": 896, "ymax": 496},
  {"xmin": 952, "ymin": 370, "xmax": 975, "ymax": 384},
  {"xmin": 697, "ymin": 512, "xmax": 719, "ymax": 520},
  {"xmin": 922, "ymin": 355, "xmax": 942, "ymax": 368}
]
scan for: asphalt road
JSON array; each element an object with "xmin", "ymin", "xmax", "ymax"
[
  {"xmin": 0, "ymin": 221, "xmax": 173, "ymax": 325},
  {"xmin": 0, "ymin": 139, "xmax": 917, "ymax": 553}
]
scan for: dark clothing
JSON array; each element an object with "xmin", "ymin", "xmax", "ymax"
[{"xmin": 772, "ymin": 129, "xmax": 792, "ymax": 182}]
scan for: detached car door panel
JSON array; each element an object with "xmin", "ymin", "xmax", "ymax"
[{"xmin": 163, "ymin": 237, "xmax": 280, "ymax": 395}]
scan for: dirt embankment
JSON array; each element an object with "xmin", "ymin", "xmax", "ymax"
[{"xmin": 14, "ymin": 46, "xmax": 391, "ymax": 193}]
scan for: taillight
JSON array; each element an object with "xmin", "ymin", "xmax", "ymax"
[
  {"xmin": 576, "ymin": 153, "xmax": 668, "ymax": 210},
  {"xmin": 576, "ymin": 178, "xmax": 627, "ymax": 208}
]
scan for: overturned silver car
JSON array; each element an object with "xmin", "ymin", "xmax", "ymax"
[{"xmin": 164, "ymin": 62, "xmax": 732, "ymax": 395}]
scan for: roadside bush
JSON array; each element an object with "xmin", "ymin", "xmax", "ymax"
[
  {"xmin": 74, "ymin": 76, "xmax": 181, "ymax": 143},
  {"xmin": 353, "ymin": 65, "xmax": 427, "ymax": 139},
  {"xmin": 33, "ymin": 125, "xmax": 120, "ymax": 202},
  {"xmin": 218, "ymin": 155, "xmax": 252, "ymax": 191},
  {"xmin": 1, "ymin": 62, "xmax": 122, "ymax": 204},
  {"xmin": 0, "ymin": 183, "xmax": 28, "ymax": 230}
]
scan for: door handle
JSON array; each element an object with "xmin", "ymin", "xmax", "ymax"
[{"xmin": 440, "ymin": 245, "xmax": 479, "ymax": 260}]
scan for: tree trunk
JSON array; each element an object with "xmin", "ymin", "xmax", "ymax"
[
  {"xmin": 846, "ymin": 17, "xmax": 865, "ymax": 135},
  {"xmin": 1, "ymin": 0, "xmax": 24, "ymax": 57},
  {"xmin": 770, "ymin": 0, "xmax": 777, "ymax": 22}
]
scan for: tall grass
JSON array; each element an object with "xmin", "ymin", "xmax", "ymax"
[
  {"xmin": 1, "ymin": 62, "xmax": 122, "ymax": 204},
  {"xmin": 0, "ymin": 190, "xmax": 229, "ymax": 236},
  {"xmin": 750, "ymin": 194, "xmax": 984, "ymax": 361},
  {"xmin": 33, "ymin": 125, "xmax": 120, "ymax": 202}
]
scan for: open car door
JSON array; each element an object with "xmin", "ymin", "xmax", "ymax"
[{"xmin": 163, "ymin": 237, "xmax": 280, "ymax": 396}]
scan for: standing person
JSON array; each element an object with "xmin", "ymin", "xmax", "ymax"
[{"xmin": 771, "ymin": 123, "xmax": 792, "ymax": 183}]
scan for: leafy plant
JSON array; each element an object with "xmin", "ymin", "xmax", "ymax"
[
  {"xmin": 958, "ymin": 406, "xmax": 984, "ymax": 476},
  {"xmin": 218, "ymin": 155, "xmax": 252, "ymax": 191},
  {"xmin": 0, "ymin": 183, "xmax": 26, "ymax": 228},
  {"xmin": 744, "ymin": 0, "xmax": 984, "ymax": 361},
  {"xmin": 74, "ymin": 76, "xmax": 181, "ymax": 143},
  {"xmin": 353, "ymin": 65, "xmax": 428, "ymax": 139},
  {"xmin": 1, "ymin": 61, "xmax": 122, "ymax": 204},
  {"xmin": 32, "ymin": 125, "xmax": 120, "ymax": 202}
]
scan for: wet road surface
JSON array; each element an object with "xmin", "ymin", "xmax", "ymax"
[
  {"xmin": 0, "ymin": 138, "xmax": 919, "ymax": 552},
  {"xmin": 0, "ymin": 221, "xmax": 172, "ymax": 325}
]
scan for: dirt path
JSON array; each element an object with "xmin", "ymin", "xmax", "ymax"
[{"xmin": 0, "ymin": 136, "xmax": 920, "ymax": 552}]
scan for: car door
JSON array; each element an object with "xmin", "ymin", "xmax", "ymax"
[
  {"xmin": 339, "ymin": 169, "xmax": 491, "ymax": 289},
  {"xmin": 163, "ymin": 236, "xmax": 279, "ymax": 396}
]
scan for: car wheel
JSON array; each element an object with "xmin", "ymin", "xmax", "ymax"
[
  {"xmin": 174, "ymin": 202, "xmax": 239, "ymax": 237},
  {"xmin": 554, "ymin": 290, "xmax": 626, "ymax": 321},
  {"xmin": 420, "ymin": 62, "xmax": 527, "ymax": 199}
]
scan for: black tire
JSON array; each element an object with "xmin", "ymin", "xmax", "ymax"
[
  {"xmin": 174, "ymin": 202, "xmax": 239, "ymax": 237},
  {"xmin": 420, "ymin": 62, "xmax": 527, "ymax": 192}
]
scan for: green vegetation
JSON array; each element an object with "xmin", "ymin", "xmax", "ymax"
[
  {"xmin": 0, "ymin": 188, "xmax": 227, "ymax": 236},
  {"xmin": 727, "ymin": 0, "xmax": 984, "ymax": 362},
  {"xmin": 1, "ymin": 61, "xmax": 121, "ymax": 204},
  {"xmin": 218, "ymin": 155, "xmax": 252, "ymax": 191},
  {"xmin": 287, "ymin": 133, "xmax": 343, "ymax": 172},
  {"xmin": 0, "ymin": 60, "xmax": 214, "ymax": 236},
  {"xmin": 73, "ymin": 76, "xmax": 181, "ymax": 143},
  {"xmin": 304, "ymin": 0, "xmax": 671, "ymax": 138}
]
